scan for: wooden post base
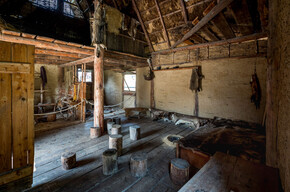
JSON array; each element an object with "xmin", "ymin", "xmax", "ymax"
[
  {"xmin": 111, "ymin": 124, "xmax": 121, "ymax": 135},
  {"xmin": 107, "ymin": 121, "xmax": 115, "ymax": 135},
  {"xmin": 102, "ymin": 149, "xmax": 118, "ymax": 175},
  {"xmin": 109, "ymin": 134, "xmax": 123, "ymax": 156},
  {"xmin": 61, "ymin": 152, "xmax": 76, "ymax": 170},
  {"xmin": 170, "ymin": 158, "xmax": 190, "ymax": 185},
  {"xmin": 90, "ymin": 127, "xmax": 101, "ymax": 138},
  {"xmin": 130, "ymin": 152, "xmax": 148, "ymax": 177},
  {"xmin": 129, "ymin": 125, "xmax": 141, "ymax": 140},
  {"xmin": 113, "ymin": 117, "xmax": 121, "ymax": 125}
]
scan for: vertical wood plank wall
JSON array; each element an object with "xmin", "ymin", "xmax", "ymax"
[{"xmin": 0, "ymin": 41, "xmax": 35, "ymax": 187}]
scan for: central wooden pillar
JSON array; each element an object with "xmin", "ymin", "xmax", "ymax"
[{"xmin": 94, "ymin": 47, "xmax": 104, "ymax": 135}]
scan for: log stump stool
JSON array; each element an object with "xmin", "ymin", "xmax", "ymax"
[
  {"xmin": 113, "ymin": 117, "xmax": 121, "ymax": 125},
  {"xmin": 109, "ymin": 134, "xmax": 123, "ymax": 156},
  {"xmin": 129, "ymin": 125, "xmax": 141, "ymax": 141},
  {"xmin": 130, "ymin": 152, "xmax": 148, "ymax": 177},
  {"xmin": 111, "ymin": 124, "xmax": 122, "ymax": 135},
  {"xmin": 90, "ymin": 127, "xmax": 101, "ymax": 138},
  {"xmin": 102, "ymin": 149, "xmax": 118, "ymax": 175},
  {"xmin": 170, "ymin": 158, "xmax": 190, "ymax": 185},
  {"xmin": 61, "ymin": 152, "xmax": 76, "ymax": 170},
  {"xmin": 107, "ymin": 121, "xmax": 115, "ymax": 135}
]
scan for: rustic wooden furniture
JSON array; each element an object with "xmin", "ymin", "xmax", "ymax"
[
  {"xmin": 179, "ymin": 152, "xmax": 279, "ymax": 192},
  {"xmin": 107, "ymin": 121, "xmax": 115, "ymax": 134},
  {"xmin": 170, "ymin": 158, "xmax": 190, "ymax": 186},
  {"xmin": 90, "ymin": 127, "xmax": 101, "ymax": 138},
  {"xmin": 130, "ymin": 152, "xmax": 148, "ymax": 177},
  {"xmin": 109, "ymin": 134, "xmax": 123, "ymax": 156},
  {"xmin": 129, "ymin": 125, "xmax": 141, "ymax": 141},
  {"xmin": 102, "ymin": 149, "xmax": 118, "ymax": 176},
  {"xmin": 111, "ymin": 124, "xmax": 122, "ymax": 135},
  {"xmin": 61, "ymin": 152, "xmax": 76, "ymax": 170},
  {"xmin": 0, "ymin": 41, "xmax": 35, "ymax": 190}
]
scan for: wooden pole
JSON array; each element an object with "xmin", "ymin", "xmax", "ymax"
[{"xmin": 94, "ymin": 47, "xmax": 104, "ymax": 135}]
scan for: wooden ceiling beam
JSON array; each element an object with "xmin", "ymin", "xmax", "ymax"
[
  {"xmin": 179, "ymin": 0, "xmax": 188, "ymax": 24},
  {"xmin": 202, "ymin": 1, "xmax": 235, "ymax": 39},
  {"xmin": 35, "ymin": 48, "xmax": 85, "ymax": 59},
  {"xmin": 144, "ymin": 0, "xmax": 212, "ymax": 25},
  {"xmin": 0, "ymin": 33, "xmax": 94, "ymax": 55},
  {"xmin": 172, "ymin": 0, "xmax": 234, "ymax": 48},
  {"xmin": 132, "ymin": 0, "xmax": 154, "ymax": 52},
  {"xmin": 59, "ymin": 56, "xmax": 94, "ymax": 67},
  {"xmin": 154, "ymin": 0, "xmax": 171, "ymax": 48},
  {"xmin": 153, "ymin": 32, "xmax": 267, "ymax": 55}
]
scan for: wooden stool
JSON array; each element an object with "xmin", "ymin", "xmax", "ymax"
[
  {"xmin": 170, "ymin": 158, "xmax": 190, "ymax": 185},
  {"xmin": 90, "ymin": 127, "xmax": 101, "ymax": 138},
  {"xmin": 107, "ymin": 121, "xmax": 115, "ymax": 135},
  {"xmin": 113, "ymin": 117, "xmax": 121, "ymax": 125},
  {"xmin": 130, "ymin": 152, "xmax": 147, "ymax": 177},
  {"xmin": 109, "ymin": 134, "xmax": 123, "ymax": 156},
  {"xmin": 61, "ymin": 152, "xmax": 76, "ymax": 170},
  {"xmin": 111, "ymin": 124, "xmax": 121, "ymax": 135},
  {"xmin": 102, "ymin": 149, "xmax": 118, "ymax": 175},
  {"xmin": 129, "ymin": 125, "xmax": 141, "ymax": 140},
  {"xmin": 104, "ymin": 118, "xmax": 112, "ymax": 133}
]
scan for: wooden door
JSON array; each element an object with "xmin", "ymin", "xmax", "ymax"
[{"xmin": 0, "ymin": 41, "xmax": 35, "ymax": 189}]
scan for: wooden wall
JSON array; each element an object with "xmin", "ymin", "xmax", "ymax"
[{"xmin": 0, "ymin": 41, "xmax": 34, "ymax": 190}]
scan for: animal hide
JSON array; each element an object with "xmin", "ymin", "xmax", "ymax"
[
  {"xmin": 250, "ymin": 73, "xmax": 261, "ymax": 109},
  {"xmin": 189, "ymin": 66, "xmax": 204, "ymax": 91},
  {"xmin": 40, "ymin": 66, "xmax": 47, "ymax": 88}
]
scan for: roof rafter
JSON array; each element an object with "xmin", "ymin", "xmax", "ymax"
[
  {"xmin": 154, "ymin": 0, "xmax": 171, "ymax": 48},
  {"xmin": 172, "ymin": 0, "xmax": 235, "ymax": 48}
]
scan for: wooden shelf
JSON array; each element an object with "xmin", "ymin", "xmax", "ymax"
[{"xmin": 152, "ymin": 66, "xmax": 197, "ymax": 72}]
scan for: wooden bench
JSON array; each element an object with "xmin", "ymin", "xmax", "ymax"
[{"xmin": 179, "ymin": 152, "xmax": 279, "ymax": 192}]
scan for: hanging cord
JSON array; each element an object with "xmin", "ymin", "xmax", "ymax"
[{"xmin": 86, "ymin": 92, "xmax": 136, "ymax": 108}]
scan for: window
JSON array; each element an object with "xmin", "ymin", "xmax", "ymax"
[
  {"xmin": 124, "ymin": 74, "xmax": 136, "ymax": 92},
  {"xmin": 29, "ymin": 0, "xmax": 58, "ymax": 10},
  {"xmin": 63, "ymin": 0, "xmax": 84, "ymax": 18},
  {"xmin": 78, "ymin": 69, "xmax": 92, "ymax": 82}
]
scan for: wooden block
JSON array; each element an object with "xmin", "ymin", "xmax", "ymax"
[
  {"xmin": 21, "ymin": 33, "xmax": 36, "ymax": 39},
  {"xmin": 109, "ymin": 134, "xmax": 123, "ymax": 156},
  {"xmin": 36, "ymin": 36, "xmax": 54, "ymax": 42},
  {"xmin": 107, "ymin": 121, "xmax": 115, "ymax": 135},
  {"xmin": 130, "ymin": 152, "xmax": 148, "ymax": 177},
  {"xmin": 111, "ymin": 124, "xmax": 121, "ymax": 135},
  {"xmin": 129, "ymin": 125, "xmax": 141, "ymax": 141},
  {"xmin": 90, "ymin": 127, "xmax": 101, "ymax": 138},
  {"xmin": 1, "ymin": 30, "xmax": 21, "ymax": 36},
  {"xmin": 61, "ymin": 152, "xmax": 76, "ymax": 170},
  {"xmin": 113, "ymin": 117, "xmax": 121, "ymax": 125},
  {"xmin": 102, "ymin": 149, "xmax": 118, "ymax": 175},
  {"xmin": 170, "ymin": 158, "xmax": 190, "ymax": 186}
]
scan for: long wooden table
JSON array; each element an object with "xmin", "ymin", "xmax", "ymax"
[{"xmin": 179, "ymin": 152, "xmax": 279, "ymax": 192}]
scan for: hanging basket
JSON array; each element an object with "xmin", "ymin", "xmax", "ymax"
[{"xmin": 144, "ymin": 70, "xmax": 155, "ymax": 81}]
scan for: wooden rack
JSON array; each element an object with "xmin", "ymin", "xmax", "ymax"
[{"xmin": 152, "ymin": 66, "xmax": 197, "ymax": 72}]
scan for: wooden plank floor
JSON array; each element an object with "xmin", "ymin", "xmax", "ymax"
[{"xmin": 26, "ymin": 117, "xmax": 194, "ymax": 192}]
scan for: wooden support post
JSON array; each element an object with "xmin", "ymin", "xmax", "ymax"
[{"xmin": 94, "ymin": 47, "xmax": 104, "ymax": 135}]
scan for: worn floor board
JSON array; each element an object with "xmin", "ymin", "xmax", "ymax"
[{"xmin": 27, "ymin": 118, "xmax": 193, "ymax": 192}]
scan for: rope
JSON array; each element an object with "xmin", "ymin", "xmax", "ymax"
[
  {"xmin": 34, "ymin": 93, "xmax": 136, "ymax": 116},
  {"xmin": 34, "ymin": 101, "xmax": 83, "ymax": 116},
  {"xmin": 86, "ymin": 93, "xmax": 136, "ymax": 108}
]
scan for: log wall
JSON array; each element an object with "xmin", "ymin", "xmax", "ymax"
[{"xmin": 266, "ymin": 0, "xmax": 290, "ymax": 190}]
